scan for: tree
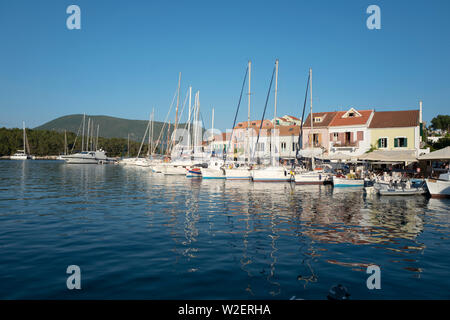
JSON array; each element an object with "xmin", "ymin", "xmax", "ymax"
[{"xmin": 430, "ymin": 115, "xmax": 450, "ymax": 132}]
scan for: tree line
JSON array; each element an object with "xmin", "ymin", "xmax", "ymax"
[{"xmin": 0, "ymin": 127, "xmax": 162, "ymax": 157}]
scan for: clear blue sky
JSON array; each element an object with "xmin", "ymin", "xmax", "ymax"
[{"xmin": 0, "ymin": 0, "xmax": 449, "ymax": 130}]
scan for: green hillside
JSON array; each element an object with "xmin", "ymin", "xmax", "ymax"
[{"xmin": 34, "ymin": 114, "xmax": 187, "ymax": 142}]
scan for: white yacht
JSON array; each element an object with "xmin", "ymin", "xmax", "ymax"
[
  {"xmin": 225, "ymin": 164, "xmax": 252, "ymax": 180},
  {"xmin": 11, "ymin": 122, "xmax": 33, "ymax": 160},
  {"xmin": 252, "ymin": 166, "xmax": 291, "ymax": 182},
  {"xmin": 426, "ymin": 171, "xmax": 450, "ymax": 198},
  {"xmin": 62, "ymin": 149, "xmax": 108, "ymax": 164},
  {"xmin": 10, "ymin": 151, "xmax": 29, "ymax": 160},
  {"xmin": 201, "ymin": 160, "xmax": 226, "ymax": 179},
  {"xmin": 294, "ymin": 169, "xmax": 329, "ymax": 185}
]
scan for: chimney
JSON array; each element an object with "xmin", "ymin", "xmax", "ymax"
[{"xmin": 419, "ymin": 100, "xmax": 423, "ymax": 123}]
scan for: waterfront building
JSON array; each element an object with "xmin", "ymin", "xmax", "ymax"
[
  {"xmin": 301, "ymin": 111, "xmax": 338, "ymax": 157},
  {"xmin": 368, "ymin": 109, "xmax": 422, "ymax": 155}
]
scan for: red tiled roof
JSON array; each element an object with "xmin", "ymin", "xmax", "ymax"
[
  {"xmin": 235, "ymin": 120, "xmax": 273, "ymax": 129},
  {"xmin": 329, "ymin": 110, "xmax": 373, "ymax": 127},
  {"xmin": 277, "ymin": 125, "xmax": 300, "ymax": 136},
  {"xmin": 369, "ymin": 110, "xmax": 419, "ymax": 128},
  {"xmin": 303, "ymin": 112, "xmax": 337, "ymax": 128}
]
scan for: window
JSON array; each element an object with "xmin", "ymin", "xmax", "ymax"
[
  {"xmin": 394, "ymin": 137, "xmax": 407, "ymax": 148},
  {"xmin": 333, "ymin": 132, "xmax": 339, "ymax": 142},
  {"xmin": 348, "ymin": 112, "xmax": 355, "ymax": 117},
  {"xmin": 292, "ymin": 142, "xmax": 296, "ymax": 151},
  {"xmin": 256, "ymin": 143, "xmax": 265, "ymax": 152},
  {"xmin": 314, "ymin": 117, "xmax": 322, "ymax": 123},
  {"xmin": 345, "ymin": 132, "xmax": 351, "ymax": 144},
  {"xmin": 281, "ymin": 142, "xmax": 286, "ymax": 150},
  {"xmin": 313, "ymin": 133, "xmax": 320, "ymax": 147},
  {"xmin": 378, "ymin": 138, "xmax": 388, "ymax": 148}
]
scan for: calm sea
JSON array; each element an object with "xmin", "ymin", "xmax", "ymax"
[{"xmin": 0, "ymin": 160, "xmax": 449, "ymax": 299}]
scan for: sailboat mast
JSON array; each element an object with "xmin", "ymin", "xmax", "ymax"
[
  {"xmin": 81, "ymin": 114, "xmax": 85, "ymax": 152},
  {"xmin": 147, "ymin": 113, "xmax": 151, "ymax": 157},
  {"xmin": 211, "ymin": 107, "xmax": 214, "ymax": 154},
  {"xmin": 174, "ymin": 72, "xmax": 181, "ymax": 146},
  {"xmin": 86, "ymin": 118, "xmax": 90, "ymax": 152},
  {"xmin": 22, "ymin": 121, "xmax": 26, "ymax": 154},
  {"xmin": 96, "ymin": 124, "xmax": 99, "ymax": 150},
  {"xmin": 127, "ymin": 133, "xmax": 130, "ymax": 158},
  {"xmin": 310, "ymin": 68, "xmax": 315, "ymax": 170},
  {"xmin": 150, "ymin": 108, "xmax": 154, "ymax": 156},
  {"xmin": 247, "ymin": 60, "xmax": 251, "ymax": 163},
  {"xmin": 64, "ymin": 130, "xmax": 67, "ymax": 155},
  {"xmin": 273, "ymin": 59, "xmax": 279, "ymax": 166},
  {"xmin": 90, "ymin": 120, "xmax": 94, "ymax": 151},
  {"xmin": 196, "ymin": 91, "xmax": 200, "ymax": 155},
  {"xmin": 187, "ymin": 86, "xmax": 192, "ymax": 152},
  {"xmin": 166, "ymin": 120, "xmax": 171, "ymax": 156}
]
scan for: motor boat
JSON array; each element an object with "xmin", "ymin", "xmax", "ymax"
[
  {"xmin": 332, "ymin": 174, "xmax": 364, "ymax": 188},
  {"xmin": 425, "ymin": 171, "xmax": 450, "ymax": 198},
  {"xmin": 61, "ymin": 149, "xmax": 108, "ymax": 164}
]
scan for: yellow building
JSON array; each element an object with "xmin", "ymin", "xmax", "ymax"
[{"xmin": 368, "ymin": 110, "xmax": 421, "ymax": 152}]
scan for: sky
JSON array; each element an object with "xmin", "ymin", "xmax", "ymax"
[{"xmin": 0, "ymin": 0, "xmax": 449, "ymax": 130}]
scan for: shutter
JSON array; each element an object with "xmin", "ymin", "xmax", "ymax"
[
  {"xmin": 394, "ymin": 138, "xmax": 398, "ymax": 148},
  {"xmin": 378, "ymin": 138, "xmax": 381, "ymax": 148},
  {"xmin": 330, "ymin": 133, "xmax": 333, "ymax": 140},
  {"xmin": 318, "ymin": 134, "xmax": 322, "ymax": 146},
  {"xmin": 357, "ymin": 131, "xmax": 364, "ymax": 141},
  {"xmin": 404, "ymin": 138, "xmax": 408, "ymax": 147}
]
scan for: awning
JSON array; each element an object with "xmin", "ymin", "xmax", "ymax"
[
  {"xmin": 417, "ymin": 146, "xmax": 450, "ymax": 161},
  {"xmin": 298, "ymin": 148, "xmax": 323, "ymax": 158},
  {"xmin": 358, "ymin": 150, "xmax": 417, "ymax": 163}
]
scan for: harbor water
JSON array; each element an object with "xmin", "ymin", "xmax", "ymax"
[{"xmin": 0, "ymin": 160, "xmax": 449, "ymax": 299}]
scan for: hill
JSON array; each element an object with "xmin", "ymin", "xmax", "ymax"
[{"xmin": 34, "ymin": 114, "xmax": 187, "ymax": 142}]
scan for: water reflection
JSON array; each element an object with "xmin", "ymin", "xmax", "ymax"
[{"xmin": 2, "ymin": 161, "xmax": 449, "ymax": 299}]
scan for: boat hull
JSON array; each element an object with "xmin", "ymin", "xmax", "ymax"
[
  {"xmin": 201, "ymin": 168, "xmax": 226, "ymax": 179},
  {"xmin": 333, "ymin": 177, "xmax": 364, "ymax": 187},
  {"xmin": 164, "ymin": 165, "xmax": 188, "ymax": 175},
  {"xmin": 294, "ymin": 172, "xmax": 327, "ymax": 185},
  {"xmin": 252, "ymin": 167, "xmax": 291, "ymax": 182},
  {"xmin": 425, "ymin": 178, "xmax": 450, "ymax": 198},
  {"xmin": 186, "ymin": 168, "xmax": 202, "ymax": 178},
  {"xmin": 10, "ymin": 155, "xmax": 29, "ymax": 160},
  {"xmin": 225, "ymin": 168, "xmax": 252, "ymax": 180}
]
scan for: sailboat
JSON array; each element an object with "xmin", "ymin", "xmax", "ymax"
[
  {"xmin": 201, "ymin": 108, "xmax": 226, "ymax": 179},
  {"xmin": 252, "ymin": 59, "xmax": 291, "ymax": 182},
  {"xmin": 294, "ymin": 68, "xmax": 329, "ymax": 185},
  {"xmin": 225, "ymin": 61, "xmax": 253, "ymax": 181},
  {"xmin": 11, "ymin": 122, "xmax": 33, "ymax": 160},
  {"xmin": 61, "ymin": 115, "xmax": 108, "ymax": 164}
]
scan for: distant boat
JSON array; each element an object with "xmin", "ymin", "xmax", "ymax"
[
  {"xmin": 11, "ymin": 121, "xmax": 33, "ymax": 160},
  {"xmin": 332, "ymin": 175, "xmax": 364, "ymax": 188},
  {"xmin": 426, "ymin": 172, "xmax": 450, "ymax": 198},
  {"xmin": 62, "ymin": 150, "xmax": 108, "ymax": 164},
  {"xmin": 61, "ymin": 114, "xmax": 110, "ymax": 164}
]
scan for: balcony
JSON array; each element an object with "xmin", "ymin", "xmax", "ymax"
[{"xmin": 331, "ymin": 141, "xmax": 359, "ymax": 152}]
